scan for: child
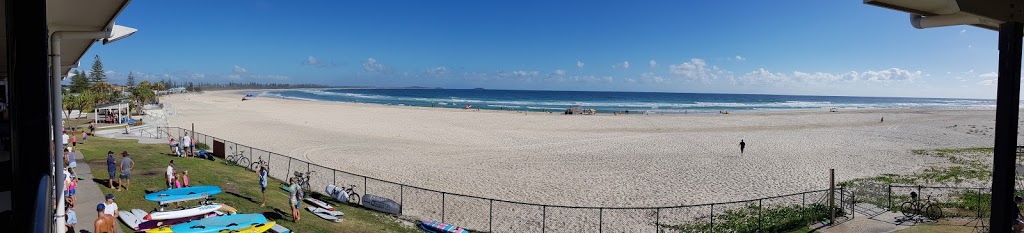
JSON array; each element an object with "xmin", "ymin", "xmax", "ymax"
[
  {"xmin": 71, "ymin": 134, "xmax": 77, "ymax": 147},
  {"xmin": 182, "ymin": 170, "xmax": 190, "ymax": 187},
  {"xmin": 174, "ymin": 172, "xmax": 183, "ymax": 189},
  {"xmin": 68, "ymin": 168, "xmax": 78, "ymax": 206},
  {"xmin": 82, "ymin": 131, "xmax": 87, "ymax": 141}
]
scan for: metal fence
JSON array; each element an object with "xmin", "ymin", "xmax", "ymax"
[
  {"xmin": 886, "ymin": 185, "xmax": 990, "ymax": 219},
  {"xmin": 157, "ymin": 126, "xmax": 842, "ymax": 232}
]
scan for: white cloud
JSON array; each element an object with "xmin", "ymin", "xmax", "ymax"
[
  {"xmin": 649, "ymin": 59, "xmax": 657, "ymax": 68},
  {"xmin": 426, "ymin": 66, "xmax": 449, "ymax": 76},
  {"xmin": 639, "ymin": 72, "xmax": 665, "ymax": 83},
  {"xmin": 305, "ymin": 56, "xmax": 319, "ymax": 65},
  {"xmin": 554, "ymin": 69, "xmax": 567, "ymax": 76},
  {"xmin": 737, "ymin": 67, "xmax": 924, "ymax": 86},
  {"xmin": 977, "ymin": 72, "xmax": 998, "ymax": 85},
  {"xmin": 463, "ymin": 72, "xmax": 489, "ymax": 81},
  {"xmin": 613, "ymin": 61, "xmax": 630, "ymax": 69},
  {"xmin": 233, "ymin": 65, "xmax": 248, "ymax": 74},
  {"xmin": 668, "ymin": 58, "xmax": 728, "ymax": 81},
  {"xmin": 577, "ymin": 60, "xmax": 585, "ymax": 69},
  {"xmin": 734, "ymin": 55, "xmax": 746, "ymax": 61},
  {"xmin": 960, "ymin": 29, "xmax": 966, "ymax": 34},
  {"xmin": 363, "ymin": 58, "xmax": 386, "ymax": 72}
]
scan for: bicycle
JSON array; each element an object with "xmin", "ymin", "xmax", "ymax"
[
  {"xmin": 293, "ymin": 170, "xmax": 316, "ymax": 199},
  {"xmin": 900, "ymin": 192, "xmax": 943, "ymax": 220},
  {"xmin": 328, "ymin": 184, "xmax": 361, "ymax": 204},
  {"xmin": 249, "ymin": 156, "xmax": 267, "ymax": 171},
  {"xmin": 225, "ymin": 145, "xmax": 250, "ymax": 168}
]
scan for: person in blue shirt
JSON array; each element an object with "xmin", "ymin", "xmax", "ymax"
[
  {"xmin": 106, "ymin": 151, "xmax": 116, "ymax": 189},
  {"xmin": 65, "ymin": 202, "xmax": 77, "ymax": 233},
  {"xmin": 256, "ymin": 162, "xmax": 268, "ymax": 207}
]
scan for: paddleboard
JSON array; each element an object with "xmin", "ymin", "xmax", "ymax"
[
  {"xmin": 306, "ymin": 206, "xmax": 343, "ymax": 216},
  {"xmin": 145, "ymin": 213, "xmax": 268, "ymax": 233},
  {"xmin": 419, "ymin": 220, "xmax": 471, "ymax": 233},
  {"xmin": 304, "ymin": 197, "xmax": 333, "ymax": 210},
  {"xmin": 144, "ymin": 186, "xmax": 223, "ymax": 204},
  {"xmin": 219, "ymin": 221, "xmax": 275, "ymax": 233},
  {"xmin": 145, "ymin": 203, "xmax": 222, "ymax": 221},
  {"xmin": 361, "ymin": 194, "xmax": 401, "ymax": 215},
  {"xmin": 305, "ymin": 207, "xmax": 341, "ymax": 223},
  {"xmin": 325, "ymin": 185, "xmax": 353, "ymax": 204},
  {"xmin": 121, "ymin": 209, "xmax": 214, "ymax": 231}
]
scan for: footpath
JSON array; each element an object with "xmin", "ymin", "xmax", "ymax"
[{"xmin": 70, "ymin": 150, "xmax": 124, "ymax": 233}]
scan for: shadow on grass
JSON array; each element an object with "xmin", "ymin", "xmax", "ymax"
[{"xmin": 225, "ymin": 191, "xmax": 260, "ymax": 205}]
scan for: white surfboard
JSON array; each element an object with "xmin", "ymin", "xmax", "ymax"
[
  {"xmin": 146, "ymin": 203, "xmax": 222, "ymax": 221},
  {"xmin": 306, "ymin": 206, "xmax": 343, "ymax": 216},
  {"xmin": 118, "ymin": 209, "xmax": 144, "ymax": 230},
  {"xmin": 305, "ymin": 206, "xmax": 342, "ymax": 222},
  {"xmin": 304, "ymin": 197, "xmax": 334, "ymax": 210}
]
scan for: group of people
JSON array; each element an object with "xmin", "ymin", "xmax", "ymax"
[
  {"xmin": 165, "ymin": 160, "xmax": 190, "ymax": 189},
  {"xmin": 169, "ymin": 134, "xmax": 195, "ymax": 157},
  {"xmin": 66, "ymin": 193, "xmax": 121, "ymax": 233}
]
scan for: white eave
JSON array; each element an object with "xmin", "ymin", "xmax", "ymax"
[{"xmin": 46, "ymin": 0, "xmax": 133, "ymax": 76}]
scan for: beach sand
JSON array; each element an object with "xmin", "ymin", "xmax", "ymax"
[{"xmin": 161, "ymin": 90, "xmax": 1001, "ymax": 208}]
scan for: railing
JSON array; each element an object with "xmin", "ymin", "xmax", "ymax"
[
  {"xmin": 160, "ymin": 126, "xmax": 842, "ymax": 232},
  {"xmin": 887, "ymin": 185, "xmax": 990, "ymax": 219}
]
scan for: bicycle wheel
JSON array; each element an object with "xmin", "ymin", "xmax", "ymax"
[
  {"xmin": 249, "ymin": 162, "xmax": 259, "ymax": 171},
  {"xmin": 348, "ymin": 193, "xmax": 360, "ymax": 205},
  {"xmin": 237, "ymin": 157, "xmax": 250, "ymax": 169},
  {"xmin": 900, "ymin": 202, "xmax": 916, "ymax": 217},
  {"xmin": 924, "ymin": 204, "xmax": 943, "ymax": 220}
]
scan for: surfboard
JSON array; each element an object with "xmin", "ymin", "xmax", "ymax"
[
  {"xmin": 145, "ymin": 203, "xmax": 222, "ymax": 221},
  {"xmin": 269, "ymin": 224, "xmax": 291, "ymax": 233},
  {"xmin": 419, "ymin": 220, "xmax": 470, "ymax": 233},
  {"xmin": 145, "ymin": 213, "xmax": 268, "ymax": 233},
  {"xmin": 120, "ymin": 209, "xmax": 214, "ymax": 231},
  {"xmin": 306, "ymin": 206, "xmax": 343, "ymax": 216},
  {"xmin": 119, "ymin": 209, "xmax": 144, "ymax": 230},
  {"xmin": 305, "ymin": 207, "xmax": 341, "ymax": 223},
  {"xmin": 219, "ymin": 221, "xmax": 274, "ymax": 233},
  {"xmin": 304, "ymin": 197, "xmax": 333, "ymax": 210},
  {"xmin": 144, "ymin": 186, "xmax": 223, "ymax": 204}
]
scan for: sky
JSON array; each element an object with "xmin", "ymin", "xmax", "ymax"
[{"xmin": 76, "ymin": 0, "xmax": 1004, "ymax": 99}]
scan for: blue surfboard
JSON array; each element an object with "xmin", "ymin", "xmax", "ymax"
[
  {"xmin": 155, "ymin": 213, "xmax": 268, "ymax": 233},
  {"xmin": 144, "ymin": 186, "xmax": 222, "ymax": 204}
]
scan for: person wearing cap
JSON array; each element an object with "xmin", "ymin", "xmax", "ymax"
[
  {"xmin": 94, "ymin": 203, "xmax": 115, "ymax": 233},
  {"xmin": 103, "ymin": 193, "xmax": 119, "ymax": 218},
  {"xmin": 1014, "ymin": 196, "xmax": 1024, "ymax": 233},
  {"xmin": 106, "ymin": 151, "xmax": 116, "ymax": 189},
  {"xmin": 117, "ymin": 151, "xmax": 134, "ymax": 191}
]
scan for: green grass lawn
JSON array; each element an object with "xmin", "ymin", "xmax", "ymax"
[{"xmin": 75, "ymin": 134, "xmax": 420, "ymax": 233}]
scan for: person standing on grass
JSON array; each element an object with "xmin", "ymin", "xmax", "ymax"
[
  {"xmin": 94, "ymin": 203, "xmax": 115, "ymax": 233},
  {"xmin": 117, "ymin": 152, "xmax": 134, "ymax": 191},
  {"xmin": 739, "ymin": 140, "xmax": 746, "ymax": 154},
  {"xmin": 257, "ymin": 162, "xmax": 268, "ymax": 207},
  {"xmin": 182, "ymin": 134, "xmax": 192, "ymax": 157},
  {"xmin": 287, "ymin": 177, "xmax": 300, "ymax": 222},
  {"xmin": 62, "ymin": 130, "xmax": 69, "ymax": 148},
  {"xmin": 106, "ymin": 151, "xmax": 116, "ymax": 189},
  {"xmin": 166, "ymin": 160, "xmax": 176, "ymax": 189}
]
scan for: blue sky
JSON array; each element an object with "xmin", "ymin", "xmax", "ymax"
[{"xmin": 78, "ymin": 0, "xmax": 1002, "ymax": 99}]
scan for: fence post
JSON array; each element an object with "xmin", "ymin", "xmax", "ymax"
[
  {"xmin": 542, "ymin": 205, "xmax": 546, "ymax": 233},
  {"xmin": 655, "ymin": 208, "xmax": 660, "ymax": 233},
  {"xmin": 489, "ymin": 199, "xmax": 493, "ymax": 233},
  {"xmin": 978, "ymin": 188, "xmax": 983, "ymax": 219},
  {"xmin": 363, "ymin": 177, "xmax": 368, "ymax": 197},
  {"xmin": 829, "ymin": 169, "xmax": 835, "ymax": 225},
  {"xmin": 333, "ymin": 170, "xmax": 336, "ymax": 187},
  {"xmin": 888, "ymin": 184, "xmax": 892, "ymax": 210},
  {"xmin": 839, "ymin": 185, "xmax": 845, "ymax": 214},
  {"xmin": 851, "ymin": 193, "xmax": 856, "ymax": 219},
  {"xmin": 758, "ymin": 199, "xmax": 763, "ymax": 232},
  {"xmin": 802, "ymin": 193, "xmax": 807, "ymax": 228},
  {"xmin": 710, "ymin": 203, "xmax": 714, "ymax": 232},
  {"xmin": 399, "ymin": 185, "xmax": 404, "ymax": 214},
  {"xmin": 599, "ymin": 208, "xmax": 603, "ymax": 233},
  {"xmin": 441, "ymin": 192, "xmax": 446, "ymax": 223},
  {"xmin": 287, "ymin": 158, "xmax": 292, "ymax": 183}
]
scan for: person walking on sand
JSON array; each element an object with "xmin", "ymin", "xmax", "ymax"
[
  {"xmin": 117, "ymin": 152, "xmax": 134, "ymax": 191},
  {"xmin": 740, "ymin": 140, "xmax": 746, "ymax": 154}
]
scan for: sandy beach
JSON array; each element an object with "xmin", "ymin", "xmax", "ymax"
[{"xmin": 161, "ymin": 90, "xmax": 1001, "ymax": 208}]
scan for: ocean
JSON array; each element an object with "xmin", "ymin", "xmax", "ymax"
[{"xmin": 260, "ymin": 88, "xmax": 995, "ymax": 114}]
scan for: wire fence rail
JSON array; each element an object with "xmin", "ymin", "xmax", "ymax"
[{"xmin": 159, "ymin": 126, "xmax": 844, "ymax": 233}]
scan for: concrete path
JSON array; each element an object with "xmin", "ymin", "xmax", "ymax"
[
  {"xmin": 69, "ymin": 151, "xmax": 123, "ymax": 233},
  {"xmin": 93, "ymin": 124, "xmax": 166, "ymax": 144}
]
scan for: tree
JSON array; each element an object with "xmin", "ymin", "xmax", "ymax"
[
  {"xmin": 69, "ymin": 70, "xmax": 90, "ymax": 93},
  {"xmin": 62, "ymin": 91, "xmax": 97, "ymax": 119},
  {"xmin": 125, "ymin": 72, "xmax": 136, "ymax": 89},
  {"xmin": 129, "ymin": 86, "xmax": 155, "ymax": 114},
  {"xmin": 153, "ymin": 81, "xmax": 166, "ymax": 91},
  {"xmin": 138, "ymin": 81, "xmax": 152, "ymax": 90},
  {"xmin": 89, "ymin": 55, "xmax": 106, "ymax": 84}
]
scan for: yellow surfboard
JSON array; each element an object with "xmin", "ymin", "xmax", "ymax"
[{"xmin": 217, "ymin": 221, "xmax": 275, "ymax": 233}]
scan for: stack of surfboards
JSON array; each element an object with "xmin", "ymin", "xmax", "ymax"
[
  {"xmin": 305, "ymin": 197, "xmax": 344, "ymax": 222},
  {"xmin": 118, "ymin": 186, "xmax": 225, "ymax": 231},
  {"xmin": 145, "ymin": 213, "xmax": 275, "ymax": 233}
]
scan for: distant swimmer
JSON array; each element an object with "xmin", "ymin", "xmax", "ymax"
[{"xmin": 740, "ymin": 140, "xmax": 746, "ymax": 154}]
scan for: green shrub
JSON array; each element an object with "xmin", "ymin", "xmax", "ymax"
[{"xmin": 195, "ymin": 142, "xmax": 210, "ymax": 150}]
